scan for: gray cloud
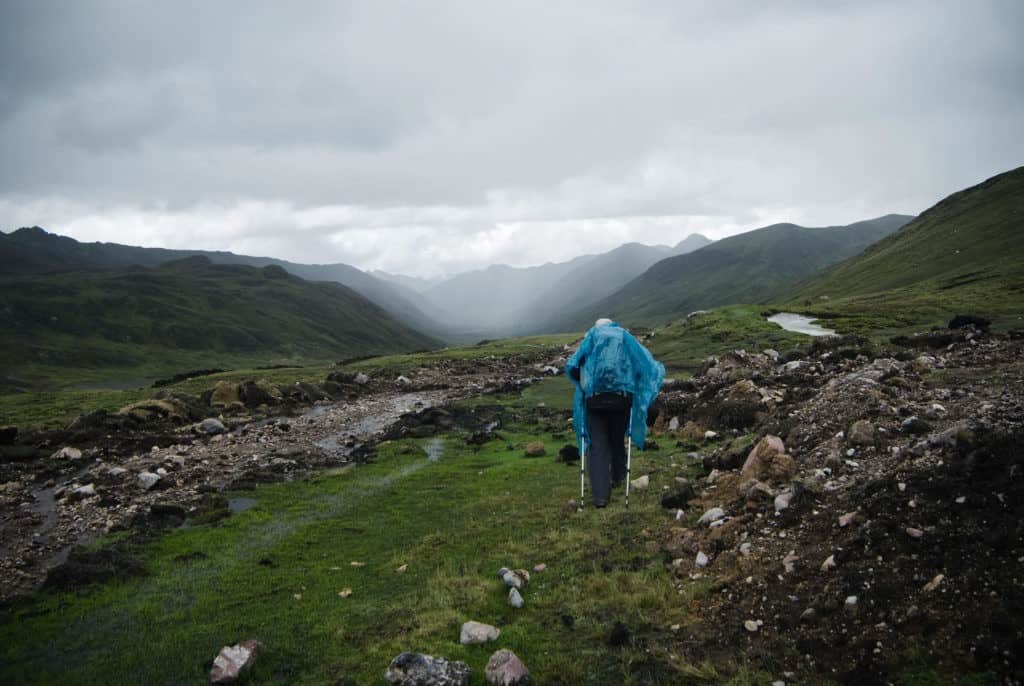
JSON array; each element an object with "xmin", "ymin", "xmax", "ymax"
[{"xmin": 1, "ymin": 0, "xmax": 1022, "ymax": 275}]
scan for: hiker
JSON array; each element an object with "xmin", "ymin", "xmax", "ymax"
[{"xmin": 566, "ymin": 318, "xmax": 665, "ymax": 507}]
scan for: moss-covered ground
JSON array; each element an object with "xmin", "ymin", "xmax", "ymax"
[{"xmin": 0, "ymin": 387, "xmax": 748, "ymax": 684}]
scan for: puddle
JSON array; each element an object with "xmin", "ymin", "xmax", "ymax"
[
  {"xmin": 228, "ymin": 498, "xmax": 257, "ymax": 513},
  {"xmin": 767, "ymin": 312, "xmax": 837, "ymax": 337}
]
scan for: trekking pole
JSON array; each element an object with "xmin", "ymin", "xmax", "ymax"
[
  {"xmin": 625, "ymin": 415, "xmax": 633, "ymax": 510},
  {"xmin": 579, "ymin": 436, "xmax": 586, "ymax": 507}
]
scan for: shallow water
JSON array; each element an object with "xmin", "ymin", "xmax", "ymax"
[{"xmin": 767, "ymin": 312, "xmax": 837, "ymax": 337}]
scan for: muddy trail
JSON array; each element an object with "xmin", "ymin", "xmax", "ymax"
[{"xmin": 0, "ymin": 348, "xmax": 569, "ymax": 602}]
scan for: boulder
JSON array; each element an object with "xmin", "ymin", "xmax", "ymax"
[
  {"xmin": 239, "ymin": 380, "xmax": 283, "ymax": 408},
  {"xmin": 209, "ymin": 381, "xmax": 241, "ymax": 408},
  {"xmin": 460, "ymin": 621, "xmax": 500, "ymax": 645},
  {"xmin": 485, "ymin": 649, "xmax": 531, "ymax": 686},
  {"xmin": 137, "ymin": 472, "xmax": 161, "ymax": 491},
  {"xmin": 740, "ymin": 435, "xmax": 795, "ymax": 484},
  {"xmin": 210, "ymin": 639, "xmax": 263, "ymax": 684},
  {"xmin": 385, "ymin": 653, "xmax": 471, "ymax": 686},
  {"xmin": 847, "ymin": 420, "xmax": 875, "ymax": 447},
  {"xmin": 508, "ymin": 587, "xmax": 524, "ymax": 609},
  {"xmin": 118, "ymin": 398, "xmax": 192, "ymax": 423},
  {"xmin": 198, "ymin": 418, "xmax": 227, "ymax": 435},
  {"xmin": 524, "ymin": 442, "xmax": 546, "ymax": 457},
  {"xmin": 557, "ymin": 445, "xmax": 580, "ymax": 463},
  {"xmin": 948, "ymin": 314, "xmax": 990, "ymax": 331},
  {"xmin": 498, "ymin": 568, "xmax": 530, "ymax": 590},
  {"xmin": 661, "ymin": 482, "xmax": 695, "ymax": 509}
]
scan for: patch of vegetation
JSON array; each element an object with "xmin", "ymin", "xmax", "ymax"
[
  {"xmin": 0, "ymin": 423, "xmax": 726, "ymax": 685},
  {"xmin": 646, "ymin": 305, "xmax": 808, "ymax": 374}
]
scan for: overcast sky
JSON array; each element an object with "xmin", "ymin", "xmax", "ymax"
[{"xmin": 1, "ymin": 1, "xmax": 1022, "ymax": 278}]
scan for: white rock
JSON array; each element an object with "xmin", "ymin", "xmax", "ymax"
[
  {"xmin": 821, "ymin": 555, "xmax": 836, "ymax": 572},
  {"xmin": 137, "ymin": 472, "xmax": 161, "ymax": 490},
  {"xmin": 107, "ymin": 466, "xmax": 128, "ymax": 477},
  {"xmin": 706, "ymin": 469, "xmax": 721, "ymax": 485},
  {"xmin": 704, "ymin": 430, "xmax": 718, "ymax": 440},
  {"xmin": 844, "ymin": 596, "xmax": 859, "ymax": 613},
  {"xmin": 739, "ymin": 542, "xmax": 753, "ymax": 556},
  {"xmin": 354, "ymin": 372, "xmax": 370, "ymax": 385},
  {"xmin": 396, "ymin": 375, "xmax": 412, "ymax": 385},
  {"xmin": 774, "ymin": 491, "xmax": 793, "ymax": 514},
  {"xmin": 210, "ymin": 640, "xmax": 263, "ymax": 684},
  {"xmin": 923, "ymin": 574, "xmax": 945, "ymax": 592},
  {"xmin": 838, "ymin": 511, "xmax": 858, "ymax": 528},
  {"xmin": 697, "ymin": 507, "xmax": 726, "ymax": 526},
  {"xmin": 58, "ymin": 446, "xmax": 83, "ymax": 460},
  {"xmin": 743, "ymin": 620, "xmax": 759, "ymax": 633},
  {"xmin": 70, "ymin": 483, "xmax": 96, "ymax": 499},
  {"xmin": 695, "ymin": 551, "xmax": 709, "ymax": 568},
  {"xmin": 508, "ymin": 587, "xmax": 524, "ymax": 609},
  {"xmin": 460, "ymin": 620, "xmax": 500, "ymax": 645},
  {"xmin": 668, "ymin": 416, "xmax": 680, "ymax": 431},
  {"xmin": 630, "ymin": 475, "xmax": 650, "ymax": 490}
]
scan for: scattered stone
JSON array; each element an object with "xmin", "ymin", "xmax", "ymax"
[
  {"xmin": 800, "ymin": 608, "xmax": 818, "ymax": 624},
  {"xmin": 532, "ymin": 563, "xmax": 546, "ymax": 573},
  {"xmin": 209, "ymin": 639, "xmax": 263, "ymax": 684},
  {"xmin": 740, "ymin": 435, "xmax": 795, "ymax": 484},
  {"xmin": 704, "ymin": 430, "xmax": 718, "ymax": 440},
  {"xmin": 396, "ymin": 564, "xmax": 408, "ymax": 573},
  {"xmin": 508, "ymin": 587, "xmax": 524, "ymax": 608},
  {"xmin": 739, "ymin": 542, "xmax": 753, "ymax": 556},
  {"xmin": 838, "ymin": 511, "xmax": 858, "ymax": 528},
  {"xmin": 923, "ymin": 574, "xmax": 945, "ymax": 592},
  {"xmin": 338, "ymin": 588, "xmax": 353, "ymax": 598},
  {"xmin": 354, "ymin": 372, "xmax": 371, "ymax": 385},
  {"xmin": 556, "ymin": 445, "xmax": 579, "ymax": 463},
  {"xmin": 484, "ymin": 649, "xmax": 531, "ymax": 686},
  {"xmin": 69, "ymin": 483, "xmax": 97, "ymax": 500},
  {"xmin": 744, "ymin": 620, "xmax": 759, "ymax": 633},
  {"xmin": 844, "ymin": 596, "xmax": 859, "ymax": 614},
  {"xmin": 630, "ymin": 474, "xmax": 650, "ymax": 490},
  {"xmin": 498, "ymin": 568, "xmax": 530, "ymax": 590},
  {"xmin": 906, "ymin": 527, "xmax": 924, "ymax": 539},
  {"xmin": 198, "ymin": 418, "xmax": 227, "ymax": 435},
  {"xmin": 697, "ymin": 507, "xmax": 726, "ymax": 526},
  {"xmin": 901, "ymin": 416, "xmax": 932, "ymax": 434},
  {"xmin": 695, "ymin": 551, "xmax": 710, "ymax": 568},
  {"xmin": 847, "ymin": 420, "xmax": 875, "ymax": 446},
  {"xmin": 460, "ymin": 621, "xmax": 500, "ymax": 645},
  {"xmin": 661, "ymin": 482, "xmax": 695, "ymax": 509},
  {"xmin": 668, "ymin": 416, "xmax": 680, "ymax": 431},
  {"xmin": 385, "ymin": 653, "xmax": 471, "ymax": 686},
  {"xmin": 51, "ymin": 446, "xmax": 83, "ymax": 461},
  {"xmin": 396, "ymin": 375, "xmax": 412, "ymax": 386},
  {"xmin": 773, "ymin": 491, "xmax": 794, "ymax": 514},
  {"xmin": 782, "ymin": 552, "xmax": 799, "ymax": 573},
  {"xmin": 137, "ymin": 471, "xmax": 161, "ymax": 491},
  {"xmin": 524, "ymin": 442, "xmax": 546, "ymax": 457},
  {"xmin": 821, "ymin": 555, "xmax": 836, "ymax": 572}
]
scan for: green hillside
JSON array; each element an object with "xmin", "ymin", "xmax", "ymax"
[
  {"xmin": 0, "ymin": 257, "xmax": 438, "ymax": 390},
  {"xmin": 563, "ymin": 214, "xmax": 911, "ymax": 329},
  {"xmin": 787, "ymin": 166, "xmax": 1024, "ymax": 335},
  {"xmin": 0, "ymin": 227, "xmax": 444, "ymax": 340}
]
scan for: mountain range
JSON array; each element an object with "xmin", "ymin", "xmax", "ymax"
[{"xmin": 562, "ymin": 214, "xmax": 913, "ymax": 329}]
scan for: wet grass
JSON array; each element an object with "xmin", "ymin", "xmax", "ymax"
[{"xmin": 0, "ymin": 421, "xmax": 726, "ymax": 685}]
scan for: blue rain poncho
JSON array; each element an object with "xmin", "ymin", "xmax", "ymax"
[{"xmin": 565, "ymin": 322, "xmax": 665, "ymax": 449}]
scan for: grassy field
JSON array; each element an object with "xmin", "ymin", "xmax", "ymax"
[
  {"xmin": 0, "ymin": 335, "xmax": 579, "ymax": 430},
  {"xmin": 0, "ymin": 405, "xmax": 752, "ymax": 685},
  {"xmin": 645, "ymin": 305, "xmax": 809, "ymax": 375}
]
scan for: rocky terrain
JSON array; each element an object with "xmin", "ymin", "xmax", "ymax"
[
  {"xmin": 0, "ymin": 347, "xmax": 568, "ymax": 602},
  {"xmin": 651, "ymin": 325, "xmax": 1024, "ymax": 683}
]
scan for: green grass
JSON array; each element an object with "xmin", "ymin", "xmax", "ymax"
[
  {"xmin": 0, "ymin": 424, "xmax": 726, "ymax": 685},
  {"xmin": 646, "ymin": 305, "xmax": 809, "ymax": 374},
  {"xmin": 0, "ymin": 335, "xmax": 577, "ymax": 430},
  {"xmin": 341, "ymin": 334, "xmax": 579, "ymax": 375}
]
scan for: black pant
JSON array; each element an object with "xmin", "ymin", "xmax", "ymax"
[{"xmin": 585, "ymin": 407, "xmax": 629, "ymax": 506}]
